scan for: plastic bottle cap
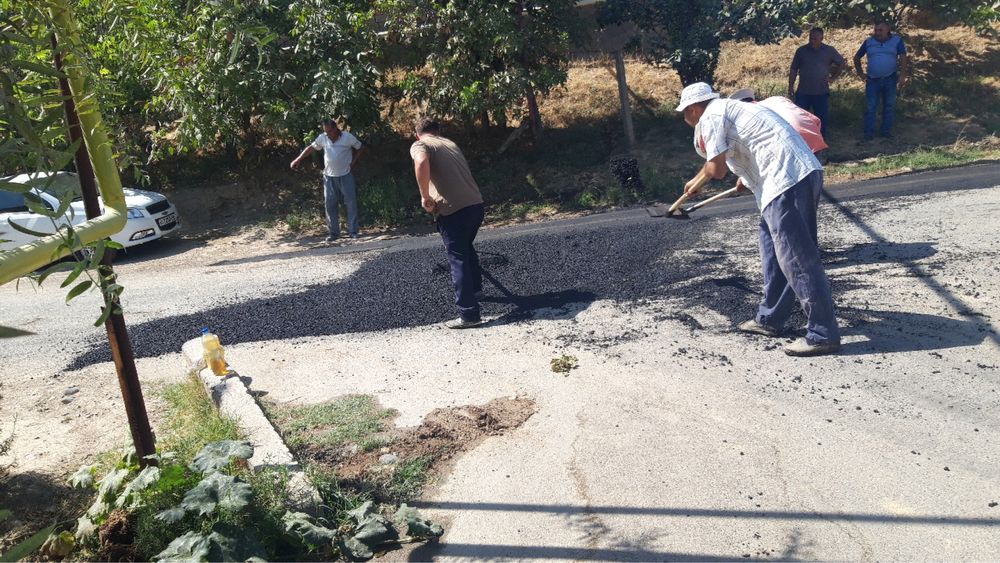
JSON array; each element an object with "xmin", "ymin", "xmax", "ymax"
[{"xmin": 201, "ymin": 328, "xmax": 210, "ymax": 334}]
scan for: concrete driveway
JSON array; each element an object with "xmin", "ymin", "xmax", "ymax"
[{"xmin": 2, "ymin": 164, "xmax": 998, "ymax": 559}]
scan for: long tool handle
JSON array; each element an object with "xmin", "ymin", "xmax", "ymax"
[
  {"xmin": 685, "ymin": 186, "xmax": 739, "ymax": 212},
  {"xmin": 668, "ymin": 170, "xmax": 709, "ymax": 213}
]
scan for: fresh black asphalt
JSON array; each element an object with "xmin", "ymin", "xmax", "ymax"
[{"xmin": 67, "ymin": 162, "xmax": 1000, "ymax": 370}]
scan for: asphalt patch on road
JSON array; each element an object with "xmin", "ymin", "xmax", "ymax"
[{"xmin": 67, "ymin": 215, "xmax": 760, "ymax": 369}]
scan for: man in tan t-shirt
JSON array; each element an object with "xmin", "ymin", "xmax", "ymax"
[{"xmin": 410, "ymin": 116, "xmax": 485, "ymax": 329}]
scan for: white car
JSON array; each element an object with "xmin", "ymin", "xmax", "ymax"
[{"xmin": 0, "ymin": 171, "xmax": 180, "ymax": 252}]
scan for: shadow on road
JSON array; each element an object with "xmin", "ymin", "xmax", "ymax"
[
  {"xmin": 407, "ymin": 500, "xmax": 998, "ymax": 561},
  {"xmin": 838, "ymin": 307, "xmax": 988, "ymax": 356},
  {"xmin": 824, "ymin": 241, "xmax": 938, "ymax": 269},
  {"xmin": 113, "ymin": 236, "xmax": 207, "ymax": 265}
]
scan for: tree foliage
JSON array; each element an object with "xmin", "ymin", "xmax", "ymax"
[
  {"xmin": 804, "ymin": 0, "xmax": 1000, "ymax": 35},
  {"xmin": 379, "ymin": 0, "xmax": 578, "ymax": 126},
  {"xmin": 69, "ymin": 0, "xmax": 382, "ymax": 164}
]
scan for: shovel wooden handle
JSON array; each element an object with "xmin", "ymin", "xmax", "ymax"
[
  {"xmin": 684, "ymin": 186, "xmax": 740, "ymax": 212},
  {"xmin": 668, "ymin": 170, "xmax": 709, "ymax": 213}
]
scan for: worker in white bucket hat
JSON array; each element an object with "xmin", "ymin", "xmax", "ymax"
[{"xmin": 676, "ymin": 82, "xmax": 841, "ymax": 357}]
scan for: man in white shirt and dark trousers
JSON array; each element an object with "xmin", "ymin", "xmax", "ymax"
[
  {"xmin": 290, "ymin": 119, "xmax": 364, "ymax": 241},
  {"xmin": 676, "ymin": 82, "xmax": 841, "ymax": 356}
]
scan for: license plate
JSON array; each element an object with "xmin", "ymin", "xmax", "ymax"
[{"xmin": 156, "ymin": 213, "xmax": 176, "ymax": 228}]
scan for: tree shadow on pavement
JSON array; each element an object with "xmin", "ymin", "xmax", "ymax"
[
  {"xmin": 406, "ymin": 500, "xmax": 999, "ymax": 561},
  {"xmin": 0, "ymin": 471, "xmax": 89, "ymax": 545}
]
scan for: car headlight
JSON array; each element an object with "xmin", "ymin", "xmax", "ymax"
[{"xmin": 126, "ymin": 208, "xmax": 144, "ymax": 219}]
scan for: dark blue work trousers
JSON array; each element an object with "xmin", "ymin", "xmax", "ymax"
[
  {"xmin": 437, "ymin": 203, "xmax": 484, "ymax": 321},
  {"xmin": 757, "ymin": 170, "xmax": 840, "ymax": 345}
]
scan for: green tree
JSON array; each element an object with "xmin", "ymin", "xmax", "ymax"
[
  {"xmin": 805, "ymin": 0, "xmax": 999, "ymax": 34},
  {"xmin": 71, "ymin": 0, "xmax": 382, "ymax": 165},
  {"xmin": 598, "ymin": 0, "xmax": 804, "ymax": 86},
  {"xmin": 379, "ymin": 0, "xmax": 579, "ymax": 131}
]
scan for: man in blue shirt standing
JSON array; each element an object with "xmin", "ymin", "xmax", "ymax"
[{"xmin": 853, "ymin": 21, "xmax": 909, "ymax": 140}]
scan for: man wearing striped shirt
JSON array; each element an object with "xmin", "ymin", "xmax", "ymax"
[{"xmin": 676, "ymin": 82, "xmax": 841, "ymax": 357}]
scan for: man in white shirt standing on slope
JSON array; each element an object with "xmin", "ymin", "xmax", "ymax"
[
  {"xmin": 291, "ymin": 119, "xmax": 364, "ymax": 241},
  {"xmin": 677, "ymin": 82, "xmax": 840, "ymax": 356}
]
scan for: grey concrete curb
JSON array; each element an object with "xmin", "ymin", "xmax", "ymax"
[{"xmin": 181, "ymin": 338, "xmax": 321, "ymax": 513}]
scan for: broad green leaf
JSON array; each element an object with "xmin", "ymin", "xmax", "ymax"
[
  {"xmin": 346, "ymin": 500, "xmax": 376, "ymax": 522},
  {"xmin": 394, "ymin": 504, "xmax": 444, "ymax": 539},
  {"xmin": 68, "ymin": 464, "xmax": 96, "ymax": 488},
  {"xmin": 35, "ymin": 261, "xmax": 75, "ymax": 285},
  {"xmin": 95, "ymin": 467, "xmax": 129, "ymax": 503},
  {"xmin": 154, "ymin": 507, "xmax": 186, "ymax": 524},
  {"xmin": 65, "ymin": 280, "xmax": 93, "ymax": 303},
  {"xmin": 60, "ymin": 260, "xmax": 88, "ymax": 288},
  {"xmin": 152, "ymin": 531, "xmax": 210, "ymax": 562},
  {"xmin": 179, "ymin": 472, "xmax": 252, "ymax": 516},
  {"xmin": 189, "ymin": 440, "xmax": 253, "ymax": 474},
  {"xmin": 206, "ymin": 529, "xmax": 267, "ymax": 562},
  {"xmin": 13, "ymin": 60, "xmax": 65, "ymax": 78},
  {"xmin": 352, "ymin": 513, "xmax": 398, "ymax": 546},
  {"xmin": 115, "ymin": 466, "xmax": 161, "ymax": 508},
  {"xmin": 74, "ymin": 516, "xmax": 97, "ymax": 540},
  {"xmin": 23, "ymin": 192, "xmax": 54, "ymax": 217},
  {"xmin": 5, "ymin": 219, "xmax": 54, "ymax": 238},
  {"xmin": 0, "ymin": 524, "xmax": 56, "ymax": 563},
  {"xmin": 41, "ymin": 530, "xmax": 75, "ymax": 558},
  {"xmin": 282, "ymin": 511, "xmax": 338, "ymax": 547},
  {"xmin": 338, "ymin": 536, "xmax": 374, "ymax": 561}
]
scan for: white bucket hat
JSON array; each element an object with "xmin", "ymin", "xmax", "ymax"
[{"xmin": 675, "ymin": 82, "xmax": 719, "ymax": 112}]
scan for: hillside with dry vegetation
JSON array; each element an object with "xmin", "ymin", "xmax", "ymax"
[{"xmin": 159, "ymin": 26, "xmax": 999, "ymax": 235}]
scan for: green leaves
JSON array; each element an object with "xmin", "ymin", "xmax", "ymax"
[
  {"xmin": 0, "ymin": 523, "xmax": 56, "ymax": 563},
  {"xmin": 153, "ymin": 531, "xmax": 211, "ymax": 562},
  {"xmin": 282, "ymin": 511, "xmax": 338, "ymax": 548},
  {"xmin": 394, "ymin": 504, "xmax": 444, "ymax": 539},
  {"xmin": 68, "ymin": 463, "xmax": 97, "ymax": 489},
  {"xmin": 179, "ymin": 472, "xmax": 253, "ymax": 516},
  {"xmin": 114, "ymin": 465, "xmax": 161, "ymax": 509},
  {"xmin": 189, "ymin": 439, "xmax": 253, "ymax": 473}
]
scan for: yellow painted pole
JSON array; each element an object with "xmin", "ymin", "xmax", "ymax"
[{"xmin": 0, "ymin": 0, "xmax": 126, "ymax": 286}]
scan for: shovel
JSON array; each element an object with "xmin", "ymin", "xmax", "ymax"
[{"xmin": 647, "ymin": 171, "xmax": 738, "ymax": 218}]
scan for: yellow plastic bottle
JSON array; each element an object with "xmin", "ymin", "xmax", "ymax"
[{"xmin": 201, "ymin": 328, "xmax": 229, "ymax": 376}]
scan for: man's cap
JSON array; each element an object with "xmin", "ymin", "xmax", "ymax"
[
  {"xmin": 729, "ymin": 88, "xmax": 755, "ymax": 102},
  {"xmin": 675, "ymin": 82, "xmax": 720, "ymax": 112}
]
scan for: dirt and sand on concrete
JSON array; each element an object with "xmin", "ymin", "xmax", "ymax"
[
  {"xmin": 271, "ymin": 396, "xmax": 537, "ymax": 497},
  {"xmin": 1, "ymin": 165, "xmax": 998, "ymax": 558}
]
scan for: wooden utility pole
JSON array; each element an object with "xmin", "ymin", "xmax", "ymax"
[
  {"xmin": 53, "ymin": 36, "xmax": 157, "ymax": 466},
  {"xmin": 613, "ymin": 49, "xmax": 636, "ymax": 150}
]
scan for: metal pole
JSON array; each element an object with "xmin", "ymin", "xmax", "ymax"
[
  {"xmin": 53, "ymin": 36, "xmax": 157, "ymax": 466},
  {"xmin": 614, "ymin": 50, "xmax": 636, "ymax": 150}
]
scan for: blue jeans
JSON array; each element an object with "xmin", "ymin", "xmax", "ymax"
[
  {"xmin": 323, "ymin": 173, "xmax": 360, "ymax": 237},
  {"xmin": 437, "ymin": 203, "xmax": 484, "ymax": 321},
  {"xmin": 864, "ymin": 74, "xmax": 897, "ymax": 139},
  {"xmin": 794, "ymin": 92, "xmax": 830, "ymax": 139},
  {"xmin": 757, "ymin": 170, "xmax": 839, "ymax": 345}
]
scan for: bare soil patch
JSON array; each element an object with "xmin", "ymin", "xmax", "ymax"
[{"xmin": 269, "ymin": 396, "xmax": 536, "ymax": 503}]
